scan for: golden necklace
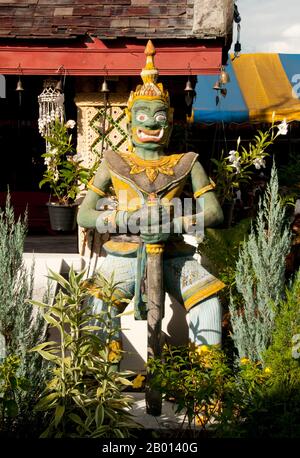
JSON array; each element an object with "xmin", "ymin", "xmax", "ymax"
[{"xmin": 119, "ymin": 152, "xmax": 184, "ymax": 183}]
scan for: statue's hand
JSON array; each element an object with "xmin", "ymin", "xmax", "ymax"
[
  {"xmin": 140, "ymin": 228, "xmax": 170, "ymax": 244},
  {"xmin": 138, "ymin": 202, "xmax": 171, "ymax": 228},
  {"xmin": 115, "ymin": 203, "xmax": 174, "ymax": 238},
  {"xmin": 139, "ymin": 202, "xmax": 174, "ymax": 243},
  {"xmin": 140, "ymin": 217, "xmax": 179, "ymax": 244}
]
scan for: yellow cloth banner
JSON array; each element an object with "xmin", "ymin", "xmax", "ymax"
[{"xmin": 232, "ymin": 53, "xmax": 300, "ymax": 122}]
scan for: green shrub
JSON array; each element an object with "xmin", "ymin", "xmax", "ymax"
[
  {"xmin": 229, "ymin": 164, "xmax": 291, "ymax": 361},
  {"xmin": 0, "ymin": 355, "xmax": 29, "ymax": 432},
  {"xmin": 30, "ymin": 268, "xmax": 139, "ymax": 438},
  {"xmin": 147, "ymin": 344, "xmax": 273, "ymax": 438},
  {"xmin": 256, "ymin": 269, "xmax": 300, "ymax": 437},
  {"xmin": 0, "ymin": 194, "xmax": 49, "ymax": 435}
]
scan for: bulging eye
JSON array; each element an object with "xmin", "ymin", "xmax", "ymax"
[
  {"xmin": 136, "ymin": 113, "xmax": 148, "ymax": 122},
  {"xmin": 155, "ymin": 113, "xmax": 167, "ymax": 123}
]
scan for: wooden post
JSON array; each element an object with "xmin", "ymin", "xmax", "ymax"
[{"xmin": 145, "ymin": 243, "xmax": 164, "ymax": 416}]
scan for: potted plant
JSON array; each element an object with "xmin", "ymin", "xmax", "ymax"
[
  {"xmin": 40, "ymin": 119, "xmax": 89, "ymax": 231},
  {"xmin": 211, "ymin": 117, "xmax": 288, "ymax": 226}
]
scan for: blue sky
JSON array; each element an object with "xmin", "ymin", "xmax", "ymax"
[{"xmin": 233, "ymin": 0, "xmax": 300, "ymax": 53}]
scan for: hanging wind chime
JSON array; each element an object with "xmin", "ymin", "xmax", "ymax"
[{"xmin": 38, "ymin": 79, "xmax": 65, "ymax": 150}]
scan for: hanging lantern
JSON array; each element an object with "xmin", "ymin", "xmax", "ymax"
[{"xmin": 38, "ymin": 79, "xmax": 65, "ymax": 139}]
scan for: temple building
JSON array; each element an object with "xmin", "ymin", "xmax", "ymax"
[{"xmin": 0, "ymin": 0, "xmax": 234, "ymax": 233}]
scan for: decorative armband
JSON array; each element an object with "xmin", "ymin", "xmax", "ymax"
[
  {"xmin": 87, "ymin": 178, "xmax": 106, "ymax": 197},
  {"xmin": 193, "ymin": 179, "xmax": 216, "ymax": 199}
]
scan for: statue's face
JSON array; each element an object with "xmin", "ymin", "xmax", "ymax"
[{"xmin": 129, "ymin": 99, "xmax": 172, "ymax": 152}]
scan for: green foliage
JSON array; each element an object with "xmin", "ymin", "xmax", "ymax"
[
  {"xmin": 148, "ymin": 344, "xmax": 231, "ymax": 434},
  {"xmin": 257, "ymin": 269, "xmax": 300, "ymax": 437},
  {"xmin": 40, "ymin": 119, "xmax": 90, "ymax": 205},
  {"xmin": 212, "ymin": 120, "xmax": 287, "ymax": 204},
  {"xmin": 264, "ymin": 269, "xmax": 300, "ymax": 377},
  {"xmin": 0, "ymin": 194, "xmax": 49, "ymax": 435},
  {"xmin": 147, "ymin": 344, "xmax": 273, "ymax": 437},
  {"xmin": 229, "ymin": 164, "xmax": 291, "ymax": 362},
  {"xmin": 221, "ymin": 272, "xmax": 300, "ymax": 438},
  {"xmin": 30, "ymin": 268, "xmax": 138, "ymax": 438},
  {"xmin": 198, "ymin": 218, "xmax": 251, "ymax": 289},
  {"xmin": 0, "ymin": 356, "xmax": 29, "ymax": 425}
]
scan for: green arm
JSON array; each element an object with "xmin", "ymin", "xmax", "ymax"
[
  {"xmin": 77, "ymin": 160, "xmax": 112, "ymax": 228},
  {"xmin": 190, "ymin": 161, "xmax": 224, "ymax": 227}
]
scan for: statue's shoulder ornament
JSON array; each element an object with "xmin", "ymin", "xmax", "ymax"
[{"xmin": 104, "ymin": 150, "xmax": 198, "ymax": 194}]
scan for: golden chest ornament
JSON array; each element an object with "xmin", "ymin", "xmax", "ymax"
[{"xmin": 119, "ymin": 152, "xmax": 185, "ymax": 183}]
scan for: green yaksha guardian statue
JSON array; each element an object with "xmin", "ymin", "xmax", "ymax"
[{"xmin": 77, "ymin": 40, "xmax": 225, "ymax": 356}]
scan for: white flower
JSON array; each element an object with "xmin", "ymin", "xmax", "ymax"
[
  {"xmin": 232, "ymin": 162, "xmax": 241, "ymax": 173},
  {"xmin": 227, "ymin": 150, "xmax": 241, "ymax": 173},
  {"xmin": 277, "ymin": 119, "xmax": 288, "ymax": 135},
  {"xmin": 53, "ymin": 170, "xmax": 59, "ymax": 182},
  {"xmin": 253, "ymin": 157, "xmax": 266, "ymax": 170},
  {"xmin": 231, "ymin": 156, "xmax": 241, "ymax": 173},
  {"xmin": 48, "ymin": 147, "xmax": 58, "ymax": 155},
  {"xmin": 227, "ymin": 150, "xmax": 239, "ymax": 163},
  {"xmin": 44, "ymin": 157, "xmax": 51, "ymax": 166},
  {"xmin": 65, "ymin": 119, "xmax": 76, "ymax": 129}
]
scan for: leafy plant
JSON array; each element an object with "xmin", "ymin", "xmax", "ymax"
[
  {"xmin": 259, "ymin": 269, "xmax": 300, "ymax": 437},
  {"xmin": 40, "ymin": 119, "xmax": 90, "ymax": 205},
  {"xmin": 212, "ymin": 119, "xmax": 288, "ymax": 204},
  {"xmin": 0, "ymin": 356, "xmax": 29, "ymax": 430},
  {"xmin": 148, "ymin": 344, "xmax": 230, "ymax": 435},
  {"xmin": 223, "ymin": 271, "xmax": 300, "ymax": 438},
  {"xmin": 147, "ymin": 344, "xmax": 272, "ymax": 438},
  {"xmin": 30, "ymin": 268, "xmax": 138, "ymax": 438},
  {"xmin": 229, "ymin": 164, "xmax": 291, "ymax": 362}
]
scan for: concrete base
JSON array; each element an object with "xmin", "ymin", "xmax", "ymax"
[
  {"xmin": 130, "ymin": 393, "xmax": 188, "ymax": 430},
  {"xmin": 128, "ymin": 392, "xmax": 208, "ymax": 436}
]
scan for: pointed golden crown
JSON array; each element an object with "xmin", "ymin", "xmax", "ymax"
[{"xmin": 127, "ymin": 40, "xmax": 170, "ymax": 112}]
